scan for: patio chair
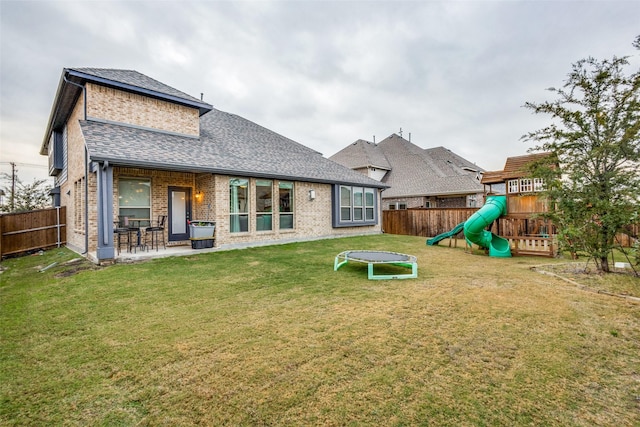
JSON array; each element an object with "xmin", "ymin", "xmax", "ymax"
[
  {"xmin": 114, "ymin": 216, "xmax": 136, "ymax": 254},
  {"xmin": 144, "ymin": 215, "xmax": 167, "ymax": 251}
]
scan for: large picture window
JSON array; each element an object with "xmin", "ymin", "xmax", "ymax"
[
  {"xmin": 279, "ymin": 182, "xmax": 294, "ymax": 230},
  {"xmin": 230, "ymin": 178, "xmax": 249, "ymax": 233},
  {"xmin": 256, "ymin": 179, "xmax": 273, "ymax": 231},
  {"xmin": 118, "ymin": 178, "xmax": 151, "ymax": 222},
  {"xmin": 333, "ymin": 185, "xmax": 378, "ymax": 227}
]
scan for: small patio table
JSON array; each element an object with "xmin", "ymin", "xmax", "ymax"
[{"xmin": 334, "ymin": 250, "xmax": 418, "ymax": 280}]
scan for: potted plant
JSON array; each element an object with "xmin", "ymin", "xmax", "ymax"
[{"xmin": 188, "ymin": 220, "xmax": 216, "ymax": 249}]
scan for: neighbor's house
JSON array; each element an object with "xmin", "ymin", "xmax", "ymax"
[
  {"xmin": 329, "ymin": 134, "xmax": 485, "ymax": 210},
  {"xmin": 40, "ymin": 68, "xmax": 386, "ymax": 263}
]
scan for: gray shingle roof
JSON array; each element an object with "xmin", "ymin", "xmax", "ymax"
[
  {"xmin": 330, "ymin": 134, "xmax": 484, "ymax": 198},
  {"xmin": 80, "ymin": 110, "xmax": 386, "ymax": 188},
  {"xmin": 68, "ymin": 68, "xmax": 204, "ymax": 104},
  {"xmin": 329, "ymin": 139, "xmax": 391, "ymax": 170}
]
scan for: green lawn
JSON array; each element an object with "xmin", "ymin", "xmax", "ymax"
[{"xmin": 1, "ymin": 234, "xmax": 639, "ymax": 426}]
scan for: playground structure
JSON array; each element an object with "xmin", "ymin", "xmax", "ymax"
[
  {"xmin": 427, "ymin": 153, "xmax": 558, "ymax": 258},
  {"xmin": 427, "ymin": 195, "xmax": 512, "ymax": 257}
]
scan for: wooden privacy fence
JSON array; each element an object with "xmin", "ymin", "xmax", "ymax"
[
  {"xmin": 383, "ymin": 208, "xmax": 477, "ymax": 237},
  {"xmin": 383, "ymin": 208, "xmax": 638, "ymax": 255},
  {"xmin": 0, "ymin": 207, "xmax": 66, "ymax": 257}
]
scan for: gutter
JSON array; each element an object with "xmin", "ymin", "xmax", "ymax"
[
  {"xmin": 86, "ymin": 156, "xmax": 389, "ymax": 190},
  {"xmin": 63, "ymin": 75, "xmax": 89, "ymax": 254}
]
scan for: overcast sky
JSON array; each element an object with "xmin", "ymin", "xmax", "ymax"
[{"xmin": 1, "ymin": 0, "xmax": 639, "ymax": 185}]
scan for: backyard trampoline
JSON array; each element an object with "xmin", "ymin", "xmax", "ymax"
[{"xmin": 334, "ymin": 250, "xmax": 418, "ymax": 280}]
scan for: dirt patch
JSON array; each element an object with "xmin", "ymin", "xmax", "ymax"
[
  {"xmin": 532, "ymin": 262, "xmax": 640, "ymax": 300},
  {"xmin": 54, "ymin": 259, "xmax": 101, "ymax": 278}
]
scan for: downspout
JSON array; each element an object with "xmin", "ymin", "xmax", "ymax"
[{"xmin": 63, "ymin": 74, "xmax": 89, "ymax": 254}]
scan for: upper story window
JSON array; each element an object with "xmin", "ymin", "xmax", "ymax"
[
  {"xmin": 333, "ymin": 185, "xmax": 378, "ymax": 227},
  {"xmin": 508, "ymin": 179, "xmax": 519, "ymax": 194},
  {"xmin": 520, "ymin": 178, "xmax": 533, "ymax": 193},
  {"xmin": 508, "ymin": 178, "xmax": 545, "ymax": 194},
  {"xmin": 230, "ymin": 178, "xmax": 249, "ymax": 233},
  {"xmin": 533, "ymin": 178, "xmax": 545, "ymax": 191},
  {"xmin": 279, "ymin": 182, "xmax": 294, "ymax": 230}
]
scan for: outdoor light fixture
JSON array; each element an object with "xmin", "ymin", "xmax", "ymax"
[
  {"xmin": 308, "ymin": 189, "xmax": 316, "ymax": 201},
  {"xmin": 195, "ymin": 191, "xmax": 202, "ymax": 201}
]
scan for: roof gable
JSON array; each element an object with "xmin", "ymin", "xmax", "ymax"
[
  {"xmin": 329, "ymin": 139, "xmax": 391, "ymax": 170},
  {"xmin": 41, "ymin": 68, "xmax": 213, "ymax": 155}
]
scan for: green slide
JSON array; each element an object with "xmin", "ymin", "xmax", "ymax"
[
  {"xmin": 463, "ymin": 195, "xmax": 511, "ymax": 257},
  {"xmin": 426, "ymin": 222, "xmax": 465, "ymax": 246}
]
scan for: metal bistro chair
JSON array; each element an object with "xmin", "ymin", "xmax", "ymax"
[
  {"xmin": 144, "ymin": 215, "xmax": 167, "ymax": 251},
  {"xmin": 114, "ymin": 216, "xmax": 135, "ymax": 255}
]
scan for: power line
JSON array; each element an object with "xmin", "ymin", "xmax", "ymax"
[{"xmin": 0, "ymin": 161, "xmax": 48, "ymax": 169}]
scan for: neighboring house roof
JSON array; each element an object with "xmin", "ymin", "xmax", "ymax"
[
  {"xmin": 330, "ymin": 134, "xmax": 484, "ymax": 198},
  {"xmin": 481, "ymin": 152, "xmax": 553, "ymax": 184},
  {"xmin": 329, "ymin": 139, "xmax": 392, "ymax": 171},
  {"xmin": 40, "ymin": 68, "xmax": 213, "ymax": 155},
  {"xmin": 80, "ymin": 111, "xmax": 386, "ymax": 188}
]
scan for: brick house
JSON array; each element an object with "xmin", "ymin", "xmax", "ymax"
[
  {"xmin": 40, "ymin": 68, "xmax": 386, "ymax": 263},
  {"xmin": 329, "ymin": 134, "xmax": 485, "ymax": 209}
]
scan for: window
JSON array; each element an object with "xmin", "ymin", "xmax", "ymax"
[
  {"xmin": 340, "ymin": 186, "xmax": 351, "ymax": 221},
  {"xmin": 365, "ymin": 189, "xmax": 375, "ymax": 220},
  {"xmin": 353, "ymin": 187, "xmax": 364, "ymax": 220},
  {"xmin": 333, "ymin": 185, "xmax": 378, "ymax": 227},
  {"xmin": 118, "ymin": 178, "xmax": 151, "ymax": 222},
  {"xmin": 520, "ymin": 178, "xmax": 533, "ymax": 193},
  {"xmin": 533, "ymin": 178, "xmax": 545, "ymax": 191},
  {"xmin": 74, "ymin": 178, "xmax": 85, "ymax": 231},
  {"xmin": 508, "ymin": 179, "xmax": 519, "ymax": 194},
  {"xmin": 230, "ymin": 178, "xmax": 249, "ymax": 233},
  {"xmin": 256, "ymin": 179, "xmax": 272, "ymax": 231},
  {"xmin": 279, "ymin": 182, "xmax": 294, "ymax": 229}
]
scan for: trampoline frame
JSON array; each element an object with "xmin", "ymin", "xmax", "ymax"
[{"xmin": 334, "ymin": 250, "xmax": 418, "ymax": 280}]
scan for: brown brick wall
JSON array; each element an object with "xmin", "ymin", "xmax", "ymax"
[
  {"xmin": 199, "ymin": 176, "xmax": 381, "ymax": 248},
  {"xmin": 60, "ymin": 95, "xmax": 88, "ymax": 252},
  {"xmin": 86, "ymin": 83, "xmax": 200, "ymax": 136},
  {"xmin": 59, "ymin": 86, "xmax": 381, "ymax": 257}
]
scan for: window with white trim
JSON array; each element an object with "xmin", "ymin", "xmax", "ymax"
[
  {"xmin": 508, "ymin": 179, "xmax": 519, "ymax": 194},
  {"xmin": 533, "ymin": 178, "xmax": 545, "ymax": 191},
  {"xmin": 520, "ymin": 178, "xmax": 533, "ymax": 193}
]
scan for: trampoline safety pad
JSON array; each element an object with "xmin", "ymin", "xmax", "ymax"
[{"xmin": 334, "ymin": 250, "xmax": 418, "ymax": 280}]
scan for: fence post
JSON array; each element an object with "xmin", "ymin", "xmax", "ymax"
[{"xmin": 56, "ymin": 206, "xmax": 61, "ymax": 248}]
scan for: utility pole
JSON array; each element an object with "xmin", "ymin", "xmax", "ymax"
[{"xmin": 10, "ymin": 162, "xmax": 16, "ymax": 211}]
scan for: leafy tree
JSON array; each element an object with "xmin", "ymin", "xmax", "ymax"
[
  {"xmin": 522, "ymin": 39, "xmax": 640, "ymax": 272},
  {"xmin": 0, "ymin": 174, "xmax": 52, "ymax": 213}
]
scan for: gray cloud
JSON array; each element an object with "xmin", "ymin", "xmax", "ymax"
[{"xmin": 1, "ymin": 0, "xmax": 638, "ymax": 184}]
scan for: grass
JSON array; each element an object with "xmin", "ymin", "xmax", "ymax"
[{"xmin": 1, "ymin": 234, "xmax": 639, "ymax": 426}]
